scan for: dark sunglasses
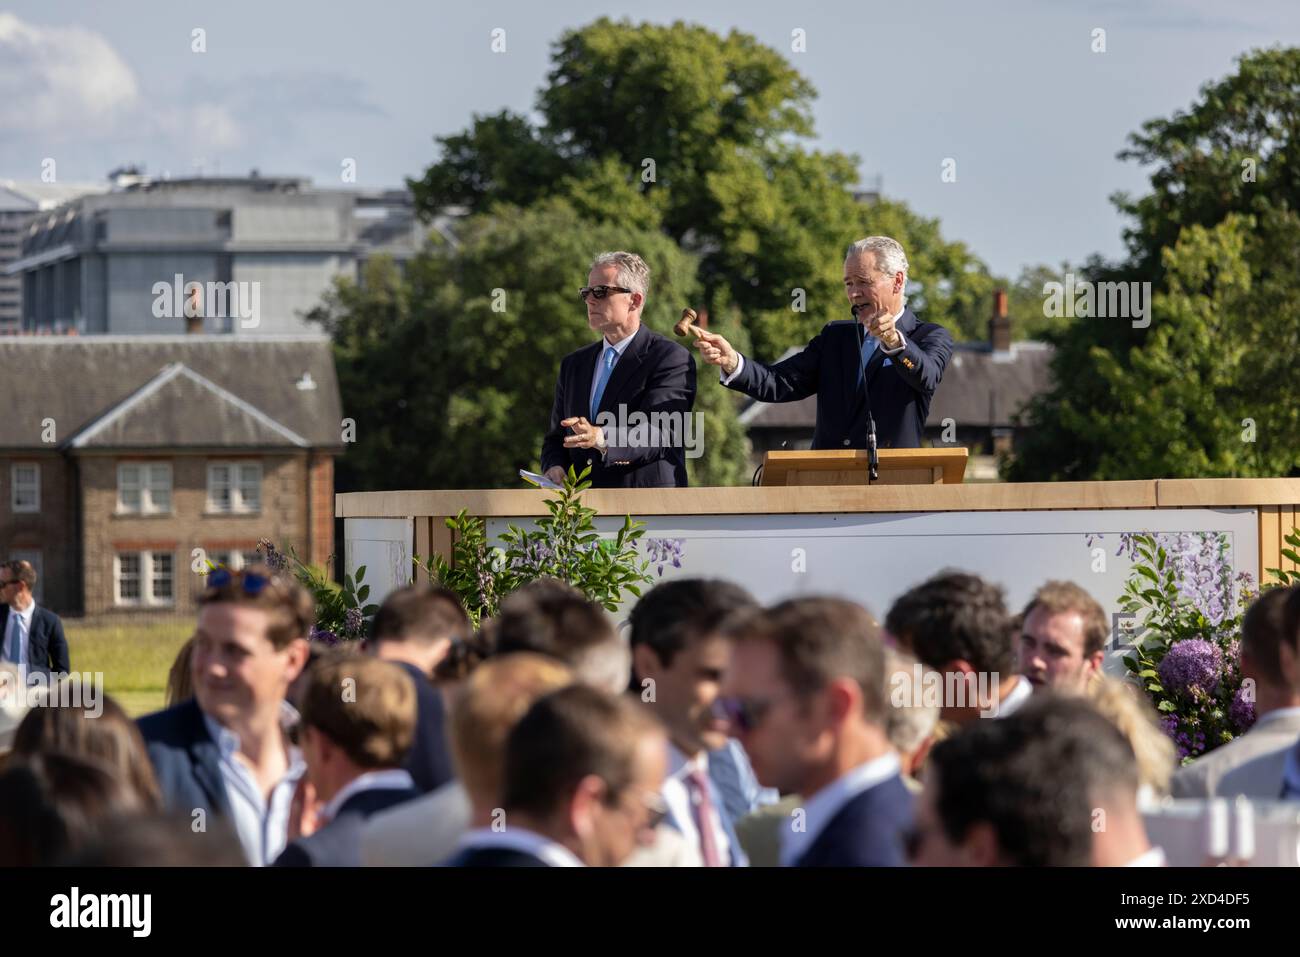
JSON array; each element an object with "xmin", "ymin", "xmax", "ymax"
[
  {"xmin": 616, "ymin": 788, "xmax": 668, "ymax": 831},
  {"xmin": 205, "ymin": 567, "xmax": 272, "ymax": 595},
  {"xmin": 714, "ymin": 694, "xmax": 790, "ymax": 734},
  {"xmin": 578, "ymin": 284, "xmax": 633, "ymax": 303}
]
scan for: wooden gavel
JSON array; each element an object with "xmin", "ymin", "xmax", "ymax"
[{"xmin": 674, "ymin": 308, "xmax": 705, "ymax": 339}]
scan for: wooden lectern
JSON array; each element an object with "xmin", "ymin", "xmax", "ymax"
[{"xmin": 759, "ymin": 448, "xmax": 968, "ymax": 486}]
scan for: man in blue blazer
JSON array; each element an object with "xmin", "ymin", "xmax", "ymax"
[
  {"xmin": 721, "ymin": 597, "xmax": 913, "ymax": 867},
  {"xmin": 273, "ymin": 656, "xmax": 419, "ymax": 867},
  {"xmin": 695, "ymin": 236, "xmax": 953, "ymax": 451},
  {"xmin": 138, "ymin": 566, "xmax": 313, "ymax": 866},
  {"xmin": 0, "ymin": 560, "xmax": 70, "ymax": 677},
  {"xmin": 541, "ymin": 251, "xmax": 697, "ymax": 489}
]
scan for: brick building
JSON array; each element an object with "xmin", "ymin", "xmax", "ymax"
[{"xmin": 0, "ymin": 335, "xmax": 343, "ymax": 616}]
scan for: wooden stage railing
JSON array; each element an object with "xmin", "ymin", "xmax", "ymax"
[{"xmin": 337, "ymin": 478, "xmax": 1300, "ymax": 582}]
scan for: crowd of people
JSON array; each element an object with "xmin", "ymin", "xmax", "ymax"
[{"xmin": 1, "ymin": 559, "xmax": 1299, "ymax": 868}]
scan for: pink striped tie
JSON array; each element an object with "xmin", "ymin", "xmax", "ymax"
[{"xmin": 686, "ymin": 769, "xmax": 723, "ymax": 867}]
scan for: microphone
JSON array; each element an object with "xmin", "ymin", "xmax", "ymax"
[{"xmin": 867, "ymin": 413, "xmax": 879, "ymax": 483}]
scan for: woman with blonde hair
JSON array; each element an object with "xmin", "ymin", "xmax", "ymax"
[{"xmin": 1088, "ymin": 675, "xmax": 1178, "ymax": 802}]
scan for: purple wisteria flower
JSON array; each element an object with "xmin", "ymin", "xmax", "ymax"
[
  {"xmin": 344, "ymin": 607, "xmax": 364, "ymax": 637},
  {"xmin": 1230, "ymin": 685, "xmax": 1256, "ymax": 732},
  {"xmin": 256, "ymin": 538, "xmax": 288, "ymax": 572},
  {"xmin": 643, "ymin": 538, "xmax": 685, "ymax": 576},
  {"xmin": 310, "ymin": 626, "xmax": 340, "ymax": 646},
  {"xmin": 1158, "ymin": 638, "xmax": 1222, "ymax": 697}
]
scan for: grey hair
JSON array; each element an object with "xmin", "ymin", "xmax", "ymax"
[
  {"xmin": 846, "ymin": 236, "xmax": 909, "ymax": 306},
  {"xmin": 590, "ymin": 251, "xmax": 650, "ymax": 303},
  {"xmin": 572, "ymin": 637, "xmax": 633, "ymax": 695},
  {"xmin": 884, "ymin": 647, "xmax": 938, "ymax": 756}
]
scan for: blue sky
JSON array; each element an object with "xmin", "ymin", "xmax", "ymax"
[{"xmin": 2, "ymin": 0, "xmax": 1296, "ymax": 277}]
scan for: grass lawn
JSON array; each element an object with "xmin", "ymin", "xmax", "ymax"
[{"xmin": 66, "ymin": 619, "xmax": 193, "ymax": 718}]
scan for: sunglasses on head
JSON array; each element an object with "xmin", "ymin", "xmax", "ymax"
[
  {"xmin": 205, "ymin": 567, "xmax": 272, "ymax": 595},
  {"xmin": 578, "ymin": 284, "xmax": 633, "ymax": 303}
]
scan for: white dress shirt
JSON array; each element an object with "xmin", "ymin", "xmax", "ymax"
[
  {"xmin": 202, "ymin": 700, "xmax": 307, "ymax": 867},
  {"xmin": 721, "ymin": 306, "xmax": 907, "ymax": 386},
  {"xmin": 454, "ymin": 826, "xmax": 585, "ymax": 867},
  {"xmin": 779, "ymin": 751, "xmax": 901, "ymax": 867},
  {"xmin": 661, "ymin": 744, "xmax": 733, "ymax": 866},
  {"xmin": 995, "ymin": 676, "xmax": 1033, "ymax": 718},
  {"xmin": 320, "ymin": 768, "xmax": 415, "ymax": 822},
  {"xmin": 1124, "ymin": 846, "xmax": 1168, "ymax": 867},
  {"xmin": 2, "ymin": 600, "xmax": 35, "ymax": 679}
]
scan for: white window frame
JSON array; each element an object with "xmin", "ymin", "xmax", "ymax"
[
  {"xmin": 205, "ymin": 549, "xmax": 261, "ymax": 572},
  {"xmin": 207, "ymin": 461, "xmax": 262, "ymax": 514},
  {"xmin": 10, "ymin": 463, "xmax": 39, "ymax": 513},
  {"xmin": 114, "ymin": 551, "xmax": 175, "ymax": 607},
  {"xmin": 117, "ymin": 462, "xmax": 173, "ymax": 515}
]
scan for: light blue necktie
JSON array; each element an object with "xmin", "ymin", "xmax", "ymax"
[
  {"xmin": 8, "ymin": 612, "xmax": 25, "ymax": 663},
  {"xmin": 858, "ymin": 333, "xmax": 878, "ymax": 388},
  {"xmin": 590, "ymin": 345, "xmax": 617, "ymax": 420}
]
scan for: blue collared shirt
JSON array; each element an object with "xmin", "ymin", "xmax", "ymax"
[
  {"xmin": 202, "ymin": 701, "xmax": 307, "ymax": 866},
  {"xmin": 779, "ymin": 752, "xmax": 901, "ymax": 867},
  {"xmin": 1, "ymin": 600, "xmax": 35, "ymax": 679}
]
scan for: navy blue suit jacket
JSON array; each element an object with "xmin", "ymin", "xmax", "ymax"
[
  {"xmin": 726, "ymin": 310, "xmax": 952, "ymax": 450},
  {"xmin": 272, "ymin": 786, "xmax": 419, "ymax": 867},
  {"xmin": 794, "ymin": 773, "xmax": 914, "ymax": 867},
  {"xmin": 443, "ymin": 846, "xmax": 552, "ymax": 867},
  {"xmin": 541, "ymin": 325, "xmax": 697, "ymax": 488},
  {"xmin": 0, "ymin": 605, "xmax": 70, "ymax": 675},
  {"xmin": 137, "ymin": 698, "xmax": 230, "ymax": 818},
  {"xmin": 394, "ymin": 661, "xmax": 455, "ymax": 793}
]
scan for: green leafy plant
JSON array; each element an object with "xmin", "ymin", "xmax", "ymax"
[
  {"xmin": 253, "ymin": 540, "xmax": 377, "ymax": 644},
  {"xmin": 1264, "ymin": 527, "xmax": 1300, "ymax": 588},
  {"xmin": 416, "ymin": 466, "xmax": 676, "ymax": 628}
]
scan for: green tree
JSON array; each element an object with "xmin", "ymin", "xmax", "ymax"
[
  {"xmin": 410, "ymin": 17, "xmax": 1006, "ymax": 355},
  {"xmin": 1006, "ymin": 47, "xmax": 1300, "ymax": 480},
  {"xmin": 312, "ymin": 199, "xmax": 750, "ymax": 490}
]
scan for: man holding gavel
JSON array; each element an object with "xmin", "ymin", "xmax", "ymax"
[
  {"xmin": 694, "ymin": 236, "xmax": 953, "ymax": 451},
  {"xmin": 541, "ymin": 251, "xmax": 697, "ymax": 488}
]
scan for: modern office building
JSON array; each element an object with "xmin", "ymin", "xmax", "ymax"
[
  {"xmin": 0, "ymin": 179, "xmax": 107, "ymax": 332},
  {"xmin": 3, "ymin": 170, "xmax": 447, "ymax": 336}
]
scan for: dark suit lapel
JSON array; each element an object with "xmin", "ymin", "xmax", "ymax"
[
  {"xmin": 593, "ymin": 326, "xmax": 648, "ymax": 420},
  {"xmin": 184, "ymin": 700, "xmax": 231, "ymax": 815}
]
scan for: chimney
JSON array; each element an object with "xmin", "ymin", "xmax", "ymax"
[
  {"xmin": 185, "ymin": 285, "xmax": 204, "ymax": 334},
  {"xmin": 990, "ymin": 289, "xmax": 1011, "ymax": 353}
]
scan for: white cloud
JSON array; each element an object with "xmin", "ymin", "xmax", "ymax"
[{"xmin": 0, "ymin": 13, "xmax": 140, "ymax": 135}]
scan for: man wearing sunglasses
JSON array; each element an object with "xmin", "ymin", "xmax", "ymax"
[
  {"xmin": 138, "ymin": 566, "xmax": 312, "ymax": 866},
  {"xmin": 721, "ymin": 597, "xmax": 913, "ymax": 867},
  {"xmin": 694, "ymin": 236, "xmax": 952, "ymax": 452},
  {"xmin": 540, "ymin": 251, "xmax": 696, "ymax": 488},
  {"xmin": 0, "ymin": 560, "xmax": 69, "ymax": 681}
]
